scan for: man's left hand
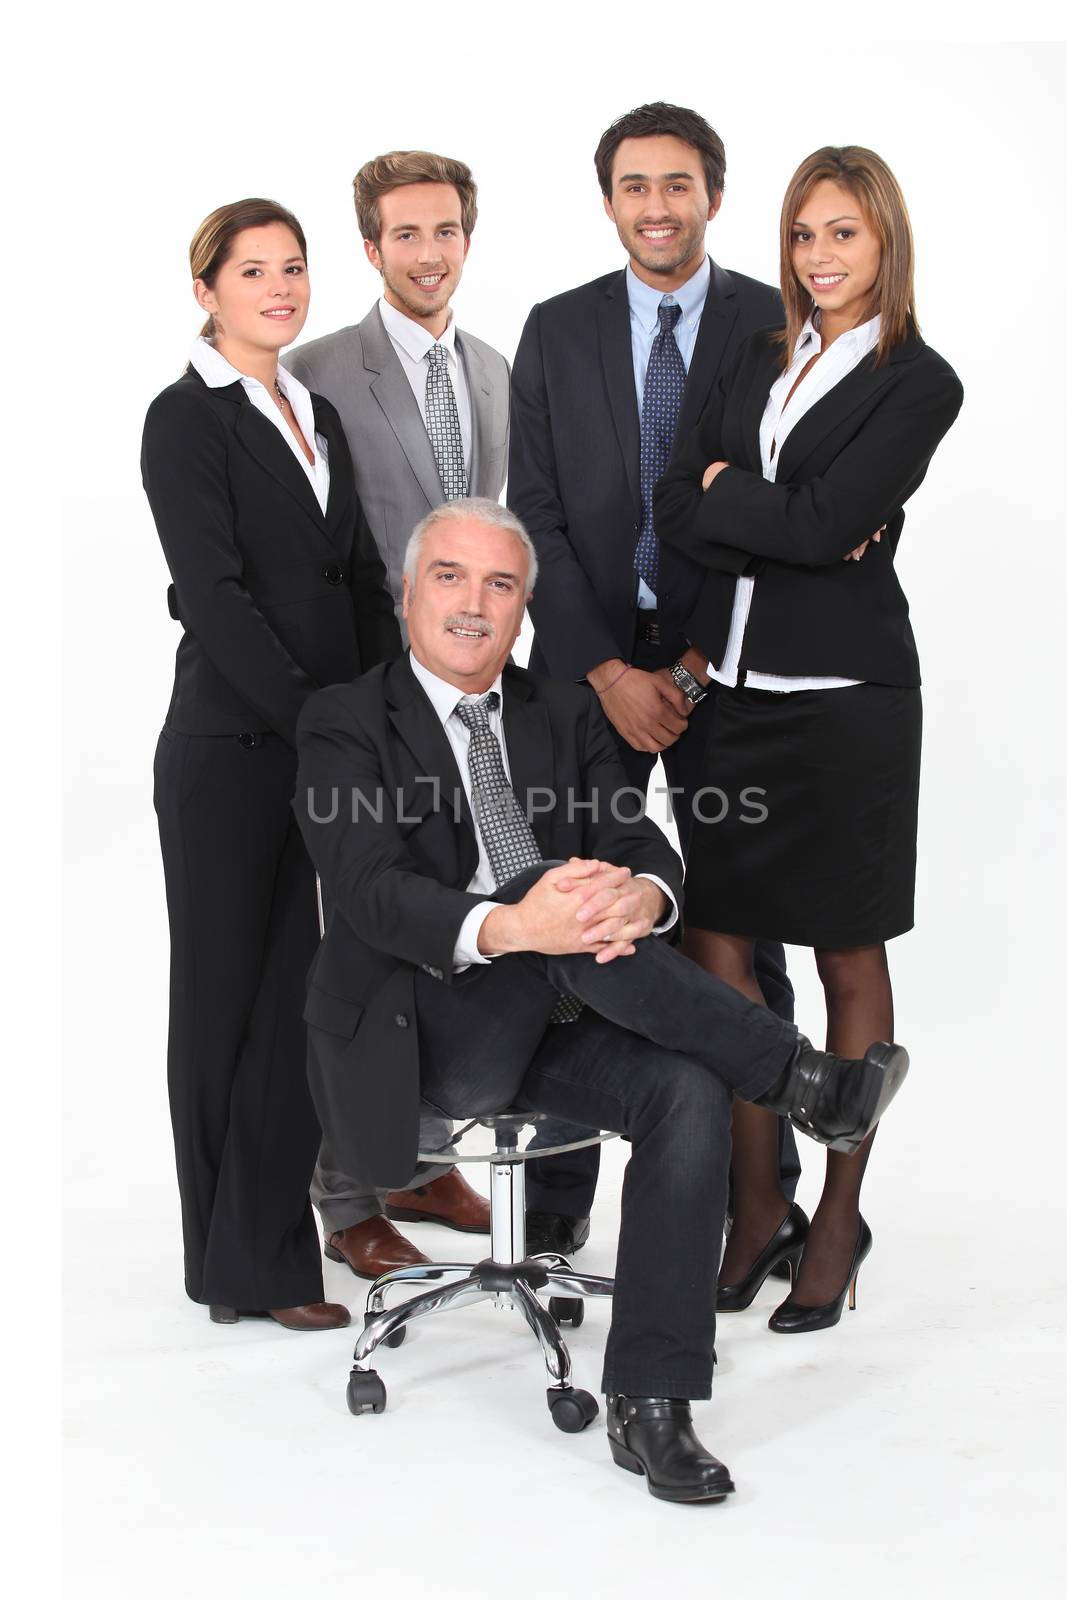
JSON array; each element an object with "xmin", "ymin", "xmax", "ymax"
[{"xmin": 565, "ymin": 861, "xmax": 668, "ymax": 962}]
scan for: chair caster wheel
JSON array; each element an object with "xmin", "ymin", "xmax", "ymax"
[
  {"xmin": 547, "ymin": 1386, "xmax": 599, "ymax": 1432},
  {"xmin": 363, "ymin": 1312, "xmax": 406, "ymax": 1349},
  {"xmin": 346, "ymin": 1370, "xmax": 387, "ymax": 1415},
  {"xmin": 549, "ymin": 1296, "xmax": 584, "ymax": 1328}
]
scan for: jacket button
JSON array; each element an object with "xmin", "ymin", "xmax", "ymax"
[
  {"xmin": 237, "ymin": 733, "xmax": 259, "ymax": 749},
  {"xmin": 323, "ymin": 564, "xmax": 344, "ymax": 586},
  {"xmin": 394, "ymin": 1014, "xmax": 409, "ymax": 1028}
]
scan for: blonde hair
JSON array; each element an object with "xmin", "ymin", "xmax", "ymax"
[
  {"xmin": 777, "ymin": 146, "xmax": 918, "ymax": 368},
  {"xmin": 353, "ymin": 151, "xmax": 478, "ymax": 246},
  {"xmin": 189, "ymin": 198, "xmax": 307, "ymax": 341}
]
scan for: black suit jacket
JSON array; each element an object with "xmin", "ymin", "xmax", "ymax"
[
  {"xmin": 293, "ymin": 656, "xmax": 684, "ymax": 1185},
  {"xmin": 141, "ymin": 369, "xmax": 401, "ymax": 746},
  {"xmin": 507, "ymin": 260, "xmax": 784, "ymax": 679},
  {"xmin": 654, "ymin": 328, "xmax": 964, "ymax": 686}
]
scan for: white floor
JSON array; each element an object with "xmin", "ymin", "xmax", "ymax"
[{"xmin": 64, "ymin": 1111, "xmax": 1065, "ymax": 1600}]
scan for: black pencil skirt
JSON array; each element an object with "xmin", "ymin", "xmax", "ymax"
[{"xmin": 683, "ymin": 683, "xmax": 922, "ymax": 949}]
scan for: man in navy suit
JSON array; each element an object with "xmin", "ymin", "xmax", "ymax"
[{"xmin": 508, "ymin": 102, "xmax": 799, "ymax": 1253}]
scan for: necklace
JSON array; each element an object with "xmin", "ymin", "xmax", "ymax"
[{"xmin": 273, "ymin": 378, "xmax": 287, "ymax": 409}]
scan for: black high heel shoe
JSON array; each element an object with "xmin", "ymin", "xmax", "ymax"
[
  {"xmin": 767, "ymin": 1217, "xmax": 872, "ymax": 1334},
  {"xmin": 716, "ymin": 1203, "xmax": 809, "ymax": 1312}
]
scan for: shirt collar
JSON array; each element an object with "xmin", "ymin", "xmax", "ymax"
[
  {"xmin": 625, "ymin": 254, "xmax": 711, "ymax": 335},
  {"xmin": 379, "ymin": 296, "xmax": 457, "ymax": 365},
  {"xmin": 188, "ymin": 336, "xmax": 311, "ymax": 407},
  {"xmin": 795, "ymin": 311, "xmax": 882, "ymax": 361},
  {"xmin": 188, "ymin": 336, "xmax": 257, "ymax": 389},
  {"xmin": 409, "ymin": 649, "xmax": 503, "ymax": 726}
]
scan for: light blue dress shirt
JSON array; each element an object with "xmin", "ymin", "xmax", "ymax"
[{"xmin": 625, "ymin": 256, "xmax": 711, "ymax": 607}]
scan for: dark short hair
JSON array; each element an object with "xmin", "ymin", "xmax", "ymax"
[
  {"xmin": 353, "ymin": 150, "xmax": 478, "ymax": 246},
  {"xmin": 594, "ymin": 102, "xmax": 726, "ymax": 200}
]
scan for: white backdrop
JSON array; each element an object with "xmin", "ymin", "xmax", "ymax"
[{"xmin": 53, "ymin": 15, "xmax": 1066, "ymax": 1598}]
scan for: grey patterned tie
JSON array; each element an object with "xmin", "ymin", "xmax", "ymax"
[
  {"xmin": 454, "ymin": 692, "xmax": 581, "ymax": 1024},
  {"xmin": 424, "ymin": 343, "xmax": 468, "ymax": 500}
]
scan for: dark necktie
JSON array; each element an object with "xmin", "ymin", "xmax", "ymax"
[
  {"xmin": 635, "ymin": 299, "xmax": 686, "ymax": 594},
  {"xmin": 424, "ymin": 343, "xmax": 468, "ymax": 500},
  {"xmin": 454, "ymin": 693, "xmax": 581, "ymax": 1024}
]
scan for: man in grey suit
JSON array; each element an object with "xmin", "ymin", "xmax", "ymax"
[{"xmin": 285, "ymin": 150, "xmax": 511, "ymax": 1280}]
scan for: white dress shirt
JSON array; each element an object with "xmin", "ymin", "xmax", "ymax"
[
  {"xmin": 189, "ymin": 337, "xmax": 330, "ymax": 516},
  {"xmin": 378, "ymin": 297, "xmax": 473, "ymax": 474},
  {"xmin": 707, "ymin": 312, "xmax": 882, "ymax": 693},
  {"xmin": 626, "ymin": 256, "xmax": 712, "ymax": 609},
  {"xmin": 407, "ymin": 652, "xmax": 678, "ymax": 970}
]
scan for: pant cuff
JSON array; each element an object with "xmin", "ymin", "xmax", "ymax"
[
  {"xmin": 601, "ymin": 1369, "xmax": 713, "ymax": 1401},
  {"xmin": 315, "ymin": 1199, "xmax": 384, "ymax": 1233}
]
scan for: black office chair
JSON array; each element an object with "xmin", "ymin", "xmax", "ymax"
[{"xmin": 345, "ymin": 1113, "xmax": 616, "ymax": 1433}]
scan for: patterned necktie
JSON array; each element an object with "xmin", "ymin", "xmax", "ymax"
[
  {"xmin": 635, "ymin": 299, "xmax": 686, "ymax": 594},
  {"xmin": 424, "ymin": 343, "xmax": 468, "ymax": 501},
  {"xmin": 454, "ymin": 693, "xmax": 581, "ymax": 1024}
]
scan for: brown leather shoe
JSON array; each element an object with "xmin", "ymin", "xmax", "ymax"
[
  {"xmin": 269, "ymin": 1302, "xmax": 351, "ymax": 1331},
  {"xmin": 323, "ymin": 1215, "xmax": 431, "ymax": 1280},
  {"xmin": 209, "ymin": 1301, "xmax": 351, "ymax": 1330},
  {"xmin": 385, "ymin": 1169, "xmax": 491, "ymax": 1234}
]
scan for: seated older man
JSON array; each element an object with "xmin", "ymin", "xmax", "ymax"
[{"xmin": 294, "ymin": 497, "xmax": 908, "ymax": 1503}]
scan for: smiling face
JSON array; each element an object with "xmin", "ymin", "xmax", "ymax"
[
  {"xmin": 603, "ymin": 134, "xmax": 721, "ymax": 290},
  {"xmin": 791, "ymin": 179, "xmax": 882, "ymax": 336},
  {"xmin": 194, "ymin": 222, "xmax": 309, "ymax": 357},
  {"xmin": 365, "ymin": 182, "xmax": 470, "ymax": 335},
  {"xmin": 403, "ymin": 518, "xmax": 530, "ymax": 692}
]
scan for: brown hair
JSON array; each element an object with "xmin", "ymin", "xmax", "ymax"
[
  {"xmin": 189, "ymin": 198, "xmax": 307, "ymax": 341},
  {"xmin": 777, "ymin": 146, "xmax": 918, "ymax": 368},
  {"xmin": 353, "ymin": 151, "xmax": 478, "ymax": 246},
  {"xmin": 594, "ymin": 101, "xmax": 726, "ymax": 201}
]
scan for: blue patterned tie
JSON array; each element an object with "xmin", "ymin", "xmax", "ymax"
[
  {"xmin": 635, "ymin": 300, "xmax": 686, "ymax": 595},
  {"xmin": 454, "ymin": 693, "xmax": 581, "ymax": 1024}
]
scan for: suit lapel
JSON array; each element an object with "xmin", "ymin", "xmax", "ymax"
[
  {"xmin": 386, "ymin": 658, "xmax": 479, "ymax": 884},
  {"xmin": 500, "ymin": 671, "xmax": 556, "ymax": 858},
  {"xmin": 676, "ymin": 259, "xmax": 740, "ymax": 438},
  {"xmin": 457, "ymin": 331, "xmax": 491, "ymax": 493},
  {"xmin": 773, "ymin": 351, "xmax": 898, "ymax": 480},
  {"xmin": 314, "ymin": 398, "xmax": 355, "ymax": 553},
  {"xmin": 361, "ymin": 305, "xmax": 444, "ymax": 510},
  {"xmin": 598, "ymin": 273, "xmax": 642, "ymax": 517},
  {"xmin": 233, "ymin": 393, "xmax": 337, "ymax": 547}
]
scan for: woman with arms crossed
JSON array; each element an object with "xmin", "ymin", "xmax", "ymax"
[
  {"xmin": 655, "ymin": 147, "xmax": 963, "ymax": 1331},
  {"xmin": 142, "ymin": 200, "xmax": 400, "ymax": 1328}
]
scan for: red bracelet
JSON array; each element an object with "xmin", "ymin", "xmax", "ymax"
[{"xmin": 596, "ymin": 664, "xmax": 631, "ymax": 696}]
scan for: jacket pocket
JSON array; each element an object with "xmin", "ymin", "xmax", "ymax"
[{"xmin": 302, "ymin": 985, "xmax": 365, "ymax": 1038}]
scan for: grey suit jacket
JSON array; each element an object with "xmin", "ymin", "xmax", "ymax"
[{"xmin": 285, "ymin": 305, "xmax": 511, "ymax": 620}]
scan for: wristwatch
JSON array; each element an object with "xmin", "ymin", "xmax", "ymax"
[{"xmin": 669, "ymin": 660, "xmax": 709, "ymax": 707}]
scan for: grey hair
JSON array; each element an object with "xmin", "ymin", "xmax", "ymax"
[{"xmin": 403, "ymin": 497, "xmax": 539, "ymax": 594}]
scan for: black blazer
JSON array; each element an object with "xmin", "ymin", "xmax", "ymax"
[
  {"xmin": 141, "ymin": 369, "xmax": 401, "ymax": 747},
  {"xmin": 293, "ymin": 655, "xmax": 684, "ymax": 1185},
  {"xmin": 507, "ymin": 261, "xmax": 784, "ymax": 680},
  {"xmin": 654, "ymin": 327, "xmax": 964, "ymax": 686}
]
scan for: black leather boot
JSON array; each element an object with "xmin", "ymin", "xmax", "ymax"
[
  {"xmin": 606, "ymin": 1396, "xmax": 735, "ymax": 1503},
  {"xmin": 756, "ymin": 1038, "xmax": 909, "ymax": 1155}
]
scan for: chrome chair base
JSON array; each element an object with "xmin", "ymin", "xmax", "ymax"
[{"xmin": 345, "ymin": 1114, "xmax": 615, "ymax": 1433}]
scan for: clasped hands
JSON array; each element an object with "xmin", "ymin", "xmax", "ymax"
[
  {"xmin": 477, "ymin": 858, "xmax": 667, "ymax": 965},
  {"xmin": 701, "ymin": 458, "xmax": 886, "ymax": 561}
]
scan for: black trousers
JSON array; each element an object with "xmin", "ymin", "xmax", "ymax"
[
  {"xmin": 153, "ymin": 730, "xmax": 324, "ymax": 1309},
  {"xmin": 527, "ymin": 627, "xmax": 800, "ymax": 1216},
  {"xmin": 415, "ymin": 884, "xmax": 797, "ymax": 1396}
]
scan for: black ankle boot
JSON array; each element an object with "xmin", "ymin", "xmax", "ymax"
[
  {"xmin": 606, "ymin": 1396, "xmax": 735, "ymax": 1503},
  {"xmin": 756, "ymin": 1038, "xmax": 909, "ymax": 1155}
]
